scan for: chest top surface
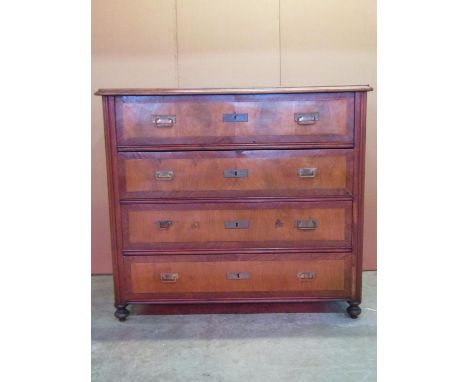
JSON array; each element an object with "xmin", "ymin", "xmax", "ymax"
[{"xmin": 95, "ymin": 85, "xmax": 373, "ymax": 96}]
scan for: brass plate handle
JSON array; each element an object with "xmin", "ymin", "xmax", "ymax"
[
  {"xmin": 224, "ymin": 220, "xmax": 249, "ymax": 229},
  {"xmin": 298, "ymin": 167, "xmax": 318, "ymax": 178},
  {"xmin": 224, "ymin": 169, "xmax": 248, "ymax": 178},
  {"xmin": 160, "ymin": 272, "xmax": 178, "ymax": 283},
  {"xmin": 155, "ymin": 220, "xmax": 173, "ymax": 229},
  {"xmin": 227, "ymin": 272, "xmax": 251, "ymax": 280},
  {"xmin": 294, "ymin": 112, "xmax": 320, "ymax": 125},
  {"xmin": 296, "ymin": 219, "xmax": 319, "ymax": 230},
  {"xmin": 152, "ymin": 114, "xmax": 176, "ymax": 128},
  {"xmin": 155, "ymin": 170, "xmax": 174, "ymax": 180},
  {"xmin": 297, "ymin": 271, "xmax": 316, "ymax": 280}
]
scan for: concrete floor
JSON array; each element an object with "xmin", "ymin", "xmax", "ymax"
[{"xmin": 92, "ymin": 272, "xmax": 376, "ymax": 382}]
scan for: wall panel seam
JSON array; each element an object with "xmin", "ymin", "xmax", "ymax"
[
  {"xmin": 278, "ymin": 0, "xmax": 282, "ymax": 86},
  {"xmin": 174, "ymin": 0, "xmax": 180, "ymax": 87}
]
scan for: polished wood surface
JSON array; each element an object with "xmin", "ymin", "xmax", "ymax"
[
  {"xmin": 96, "ymin": 85, "xmax": 373, "ymax": 96},
  {"xmin": 115, "ymin": 93, "xmax": 354, "ymax": 146},
  {"xmin": 351, "ymin": 92, "xmax": 368, "ymax": 304},
  {"xmin": 130, "ymin": 259, "xmax": 346, "ymax": 294},
  {"xmin": 120, "ymin": 149, "xmax": 353, "ymax": 199},
  {"xmin": 122, "ymin": 201, "xmax": 352, "ymax": 250},
  {"xmin": 98, "ymin": 86, "xmax": 370, "ymax": 319},
  {"xmin": 123, "ymin": 253, "xmax": 352, "ymax": 301},
  {"xmin": 101, "ymin": 96, "xmax": 124, "ymax": 304}
]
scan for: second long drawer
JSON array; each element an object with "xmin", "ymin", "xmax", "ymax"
[
  {"xmin": 119, "ymin": 149, "xmax": 353, "ymax": 199},
  {"xmin": 122, "ymin": 201, "xmax": 352, "ymax": 251}
]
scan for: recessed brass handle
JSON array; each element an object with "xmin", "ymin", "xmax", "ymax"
[
  {"xmin": 155, "ymin": 170, "xmax": 174, "ymax": 180},
  {"xmin": 297, "ymin": 272, "xmax": 316, "ymax": 280},
  {"xmin": 155, "ymin": 220, "xmax": 173, "ymax": 229},
  {"xmin": 294, "ymin": 112, "xmax": 320, "ymax": 125},
  {"xmin": 298, "ymin": 167, "xmax": 318, "ymax": 178},
  {"xmin": 227, "ymin": 272, "xmax": 251, "ymax": 280},
  {"xmin": 160, "ymin": 272, "xmax": 178, "ymax": 283},
  {"xmin": 296, "ymin": 219, "xmax": 319, "ymax": 230},
  {"xmin": 152, "ymin": 114, "xmax": 176, "ymax": 128}
]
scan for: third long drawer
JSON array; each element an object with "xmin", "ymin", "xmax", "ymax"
[{"xmin": 122, "ymin": 200, "xmax": 352, "ymax": 251}]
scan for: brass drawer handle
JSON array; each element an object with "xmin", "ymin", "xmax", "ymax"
[
  {"xmin": 155, "ymin": 220, "xmax": 173, "ymax": 229},
  {"xmin": 297, "ymin": 272, "xmax": 316, "ymax": 280},
  {"xmin": 223, "ymin": 113, "xmax": 248, "ymax": 122},
  {"xmin": 296, "ymin": 219, "xmax": 319, "ymax": 230},
  {"xmin": 294, "ymin": 112, "xmax": 320, "ymax": 125},
  {"xmin": 155, "ymin": 170, "xmax": 174, "ymax": 180},
  {"xmin": 160, "ymin": 272, "xmax": 178, "ymax": 283},
  {"xmin": 152, "ymin": 114, "xmax": 176, "ymax": 128},
  {"xmin": 227, "ymin": 272, "xmax": 251, "ymax": 280},
  {"xmin": 224, "ymin": 169, "xmax": 248, "ymax": 178},
  {"xmin": 298, "ymin": 167, "xmax": 318, "ymax": 178},
  {"xmin": 224, "ymin": 220, "xmax": 249, "ymax": 229}
]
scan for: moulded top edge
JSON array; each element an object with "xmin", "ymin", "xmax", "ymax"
[{"xmin": 94, "ymin": 85, "xmax": 373, "ymax": 96}]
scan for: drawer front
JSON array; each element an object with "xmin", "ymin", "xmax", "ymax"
[
  {"xmin": 122, "ymin": 201, "xmax": 352, "ymax": 250},
  {"xmin": 119, "ymin": 149, "xmax": 353, "ymax": 199},
  {"xmin": 115, "ymin": 93, "xmax": 354, "ymax": 147},
  {"xmin": 124, "ymin": 253, "xmax": 352, "ymax": 299}
]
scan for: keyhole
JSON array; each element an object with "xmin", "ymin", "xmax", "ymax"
[
  {"xmin": 237, "ymin": 273, "xmax": 240, "ymax": 279},
  {"xmin": 235, "ymin": 222, "xmax": 239, "ymax": 227}
]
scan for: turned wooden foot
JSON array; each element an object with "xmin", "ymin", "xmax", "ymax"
[
  {"xmin": 346, "ymin": 301, "xmax": 362, "ymax": 319},
  {"xmin": 114, "ymin": 304, "xmax": 130, "ymax": 321}
]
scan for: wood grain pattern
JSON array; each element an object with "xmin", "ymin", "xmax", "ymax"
[
  {"xmin": 101, "ymin": 96, "xmax": 125, "ymax": 305},
  {"xmin": 119, "ymin": 149, "xmax": 353, "ymax": 199},
  {"xmin": 351, "ymin": 91, "xmax": 367, "ymax": 303},
  {"xmin": 96, "ymin": 86, "xmax": 370, "ymax": 318},
  {"xmin": 115, "ymin": 93, "xmax": 354, "ymax": 146},
  {"xmin": 130, "ymin": 259, "xmax": 345, "ymax": 294},
  {"xmin": 117, "ymin": 142, "xmax": 354, "ymax": 152},
  {"xmin": 123, "ymin": 252, "xmax": 352, "ymax": 300},
  {"xmin": 95, "ymin": 85, "xmax": 372, "ymax": 96},
  {"xmin": 122, "ymin": 201, "xmax": 352, "ymax": 250}
]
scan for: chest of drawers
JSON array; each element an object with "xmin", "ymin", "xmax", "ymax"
[{"xmin": 96, "ymin": 85, "xmax": 372, "ymax": 320}]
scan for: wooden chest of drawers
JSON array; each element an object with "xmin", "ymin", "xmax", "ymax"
[{"xmin": 96, "ymin": 85, "xmax": 372, "ymax": 320}]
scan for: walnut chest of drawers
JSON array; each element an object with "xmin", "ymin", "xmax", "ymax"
[{"xmin": 96, "ymin": 85, "xmax": 372, "ymax": 320}]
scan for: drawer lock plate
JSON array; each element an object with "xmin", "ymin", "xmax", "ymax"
[
  {"xmin": 227, "ymin": 272, "xmax": 251, "ymax": 280},
  {"xmin": 223, "ymin": 113, "xmax": 248, "ymax": 122},
  {"xmin": 224, "ymin": 220, "xmax": 250, "ymax": 229},
  {"xmin": 224, "ymin": 169, "xmax": 248, "ymax": 178}
]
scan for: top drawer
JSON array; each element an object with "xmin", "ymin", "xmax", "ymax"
[{"xmin": 115, "ymin": 93, "xmax": 355, "ymax": 147}]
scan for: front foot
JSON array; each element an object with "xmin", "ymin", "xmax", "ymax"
[
  {"xmin": 114, "ymin": 304, "xmax": 130, "ymax": 321},
  {"xmin": 346, "ymin": 301, "xmax": 362, "ymax": 319}
]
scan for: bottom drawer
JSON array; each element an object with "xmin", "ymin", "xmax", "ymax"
[{"xmin": 123, "ymin": 253, "xmax": 352, "ymax": 301}]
